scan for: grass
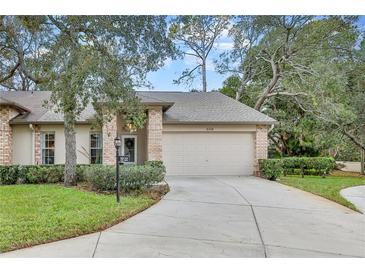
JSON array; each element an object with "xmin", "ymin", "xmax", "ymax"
[
  {"xmin": 0, "ymin": 184, "xmax": 157, "ymax": 253},
  {"xmin": 279, "ymin": 171, "xmax": 365, "ymax": 211}
]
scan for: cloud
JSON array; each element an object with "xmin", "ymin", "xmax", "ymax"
[{"xmin": 214, "ymin": 41, "xmax": 234, "ymax": 50}]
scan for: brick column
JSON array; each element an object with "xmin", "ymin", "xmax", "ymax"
[
  {"xmin": 254, "ymin": 125, "xmax": 268, "ymax": 175},
  {"xmin": 102, "ymin": 116, "xmax": 117, "ymax": 165},
  {"xmin": 147, "ymin": 106, "xmax": 163, "ymax": 161},
  {"xmin": 0, "ymin": 106, "xmax": 18, "ymax": 165},
  {"xmin": 34, "ymin": 125, "xmax": 41, "ymax": 165}
]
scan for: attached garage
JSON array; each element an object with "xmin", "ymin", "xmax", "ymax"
[{"xmin": 162, "ymin": 130, "xmax": 255, "ymax": 176}]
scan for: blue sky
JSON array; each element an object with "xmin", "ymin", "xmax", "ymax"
[{"xmin": 142, "ymin": 16, "xmax": 365, "ymax": 92}]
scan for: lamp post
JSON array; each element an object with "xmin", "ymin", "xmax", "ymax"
[{"xmin": 114, "ymin": 136, "xmax": 122, "ymax": 203}]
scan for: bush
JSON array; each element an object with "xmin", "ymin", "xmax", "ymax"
[
  {"xmin": 282, "ymin": 157, "xmax": 336, "ymax": 177},
  {"xmin": 259, "ymin": 157, "xmax": 336, "ymax": 180},
  {"xmin": 24, "ymin": 165, "xmax": 64, "ymax": 184},
  {"xmin": 0, "ymin": 164, "xmax": 91, "ymax": 185},
  {"xmin": 259, "ymin": 159, "xmax": 283, "ymax": 181},
  {"xmin": 145, "ymin": 160, "xmax": 166, "ymax": 173},
  {"xmin": 0, "ymin": 165, "xmax": 19, "ymax": 185},
  {"xmin": 84, "ymin": 163, "xmax": 166, "ymax": 192}
]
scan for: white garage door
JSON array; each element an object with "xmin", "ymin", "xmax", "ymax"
[{"xmin": 162, "ymin": 132, "xmax": 255, "ymax": 175}]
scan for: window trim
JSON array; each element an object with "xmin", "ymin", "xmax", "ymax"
[
  {"xmin": 41, "ymin": 131, "xmax": 55, "ymax": 165},
  {"xmin": 90, "ymin": 131, "xmax": 103, "ymax": 164}
]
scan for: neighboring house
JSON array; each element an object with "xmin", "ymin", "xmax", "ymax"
[{"xmin": 0, "ymin": 91, "xmax": 276, "ymax": 175}]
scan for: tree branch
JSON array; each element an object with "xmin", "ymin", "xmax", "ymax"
[
  {"xmin": 0, "ymin": 62, "xmax": 19, "ymax": 83},
  {"xmin": 266, "ymin": 91, "xmax": 308, "ymax": 98}
]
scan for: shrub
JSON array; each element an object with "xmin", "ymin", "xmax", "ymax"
[
  {"xmin": 259, "ymin": 159, "xmax": 283, "ymax": 181},
  {"xmin": 23, "ymin": 165, "xmax": 64, "ymax": 184},
  {"xmin": 0, "ymin": 165, "xmax": 19, "ymax": 185},
  {"xmin": 145, "ymin": 160, "xmax": 165, "ymax": 171},
  {"xmin": 282, "ymin": 157, "xmax": 336, "ymax": 177},
  {"xmin": 84, "ymin": 164, "xmax": 166, "ymax": 192},
  {"xmin": 0, "ymin": 164, "xmax": 92, "ymax": 185}
]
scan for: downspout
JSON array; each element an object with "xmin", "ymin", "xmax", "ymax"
[{"xmin": 29, "ymin": 124, "xmax": 35, "ymax": 164}]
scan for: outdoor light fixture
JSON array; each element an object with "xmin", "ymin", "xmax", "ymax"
[
  {"xmin": 114, "ymin": 136, "xmax": 121, "ymax": 203},
  {"xmin": 114, "ymin": 136, "xmax": 122, "ymax": 150},
  {"xmin": 125, "ymin": 123, "xmax": 137, "ymax": 133}
]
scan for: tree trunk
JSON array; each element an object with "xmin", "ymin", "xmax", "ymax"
[
  {"xmin": 361, "ymin": 149, "xmax": 364, "ymax": 175},
  {"xmin": 64, "ymin": 111, "xmax": 77, "ymax": 186},
  {"xmin": 254, "ymin": 60, "xmax": 280, "ymax": 111},
  {"xmin": 202, "ymin": 59, "xmax": 207, "ymax": 92}
]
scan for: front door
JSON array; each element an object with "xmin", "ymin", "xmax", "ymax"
[{"xmin": 121, "ymin": 135, "xmax": 137, "ymax": 164}]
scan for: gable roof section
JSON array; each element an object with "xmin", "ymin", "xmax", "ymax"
[
  {"xmin": 1, "ymin": 90, "xmax": 276, "ymax": 125},
  {"xmin": 137, "ymin": 91, "xmax": 276, "ymax": 125},
  {"xmin": 0, "ymin": 95, "xmax": 31, "ymax": 113}
]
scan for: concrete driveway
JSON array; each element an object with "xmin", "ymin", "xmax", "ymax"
[{"xmin": 1, "ymin": 176, "xmax": 365, "ymax": 257}]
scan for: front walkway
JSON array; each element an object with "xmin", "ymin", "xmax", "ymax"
[
  {"xmin": 1, "ymin": 176, "xmax": 365, "ymax": 257},
  {"xmin": 341, "ymin": 186, "xmax": 365, "ymax": 213}
]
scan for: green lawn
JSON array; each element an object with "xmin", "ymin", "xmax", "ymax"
[
  {"xmin": 0, "ymin": 184, "xmax": 156, "ymax": 253},
  {"xmin": 280, "ymin": 172, "xmax": 365, "ymax": 211}
]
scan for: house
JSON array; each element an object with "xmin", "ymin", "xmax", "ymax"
[{"xmin": 0, "ymin": 91, "xmax": 276, "ymax": 175}]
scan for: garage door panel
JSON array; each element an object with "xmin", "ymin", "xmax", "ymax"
[{"xmin": 162, "ymin": 132, "xmax": 254, "ymax": 176}]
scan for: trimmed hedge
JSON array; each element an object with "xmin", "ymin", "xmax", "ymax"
[
  {"xmin": 0, "ymin": 164, "xmax": 89, "ymax": 185},
  {"xmin": 259, "ymin": 157, "xmax": 336, "ymax": 181},
  {"xmin": 84, "ymin": 161, "xmax": 166, "ymax": 192},
  {"xmin": 0, "ymin": 162, "xmax": 165, "ymax": 189}
]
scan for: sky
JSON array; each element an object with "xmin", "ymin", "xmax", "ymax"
[{"xmin": 142, "ymin": 16, "xmax": 365, "ymax": 93}]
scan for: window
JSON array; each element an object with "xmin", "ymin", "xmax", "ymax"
[
  {"xmin": 41, "ymin": 132, "xmax": 55, "ymax": 165},
  {"xmin": 90, "ymin": 132, "xmax": 103, "ymax": 164}
]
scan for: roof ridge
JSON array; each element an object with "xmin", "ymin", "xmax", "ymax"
[{"xmin": 137, "ymin": 93, "xmax": 170, "ymax": 103}]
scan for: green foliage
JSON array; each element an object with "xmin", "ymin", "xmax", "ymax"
[
  {"xmin": 259, "ymin": 159, "xmax": 283, "ymax": 181},
  {"xmin": 0, "ymin": 166, "xmax": 19, "ymax": 185},
  {"xmin": 145, "ymin": 160, "xmax": 166, "ymax": 173},
  {"xmin": 23, "ymin": 165, "xmax": 64, "ymax": 184},
  {"xmin": 259, "ymin": 157, "xmax": 336, "ymax": 180},
  {"xmin": 0, "ymin": 165, "xmax": 89, "ymax": 185},
  {"xmin": 281, "ymin": 157, "xmax": 336, "ymax": 177},
  {"xmin": 220, "ymin": 16, "xmax": 364, "ymax": 157},
  {"xmin": 84, "ymin": 164, "xmax": 166, "ymax": 192}
]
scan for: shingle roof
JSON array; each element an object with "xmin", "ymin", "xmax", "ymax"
[
  {"xmin": 0, "ymin": 90, "xmax": 276, "ymax": 125},
  {"xmin": 137, "ymin": 91, "xmax": 276, "ymax": 124}
]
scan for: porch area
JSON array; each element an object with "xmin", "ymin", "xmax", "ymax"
[{"xmin": 102, "ymin": 106, "xmax": 163, "ymax": 165}]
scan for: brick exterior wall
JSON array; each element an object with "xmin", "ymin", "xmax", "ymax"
[
  {"xmin": 34, "ymin": 125, "xmax": 41, "ymax": 164},
  {"xmin": 102, "ymin": 116, "xmax": 117, "ymax": 165},
  {"xmin": 0, "ymin": 106, "xmax": 19, "ymax": 165},
  {"xmin": 254, "ymin": 125, "xmax": 268, "ymax": 175},
  {"xmin": 147, "ymin": 106, "xmax": 163, "ymax": 161}
]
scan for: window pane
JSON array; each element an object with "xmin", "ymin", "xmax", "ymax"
[{"xmin": 41, "ymin": 132, "xmax": 55, "ymax": 164}]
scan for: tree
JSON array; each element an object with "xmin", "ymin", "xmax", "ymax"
[
  {"xmin": 1, "ymin": 16, "xmax": 175, "ymax": 186},
  {"xmin": 0, "ymin": 16, "xmax": 50, "ymax": 90},
  {"xmin": 169, "ymin": 16, "xmax": 229, "ymax": 92},
  {"xmin": 216, "ymin": 16, "xmax": 269, "ymax": 100},
  {"xmin": 219, "ymin": 16, "xmax": 364, "ymax": 162}
]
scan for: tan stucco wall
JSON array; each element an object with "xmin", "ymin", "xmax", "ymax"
[
  {"xmin": 12, "ymin": 125, "xmax": 33, "ymax": 165},
  {"xmin": 163, "ymin": 124, "xmax": 257, "ymax": 132},
  {"xmin": 117, "ymin": 115, "xmax": 147, "ymax": 165},
  {"xmin": 12, "ymin": 124, "xmax": 94, "ymax": 165}
]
